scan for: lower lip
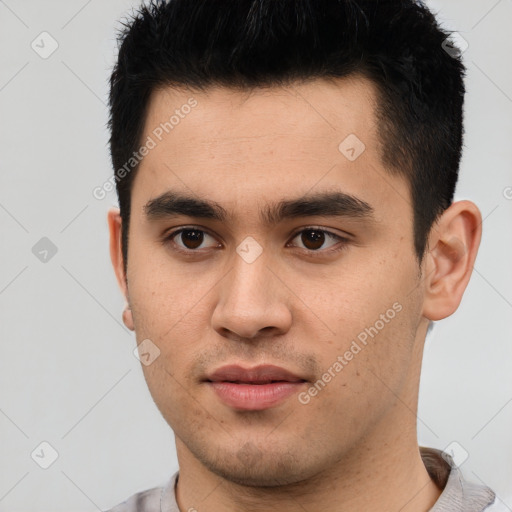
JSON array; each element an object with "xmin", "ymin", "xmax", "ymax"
[{"xmin": 208, "ymin": 381, "xmax": 306, "ymax": 410}]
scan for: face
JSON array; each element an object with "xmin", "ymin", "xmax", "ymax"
[{"xmin": 122, "ymin": 77, "xmax": 430, "ymax": 486}]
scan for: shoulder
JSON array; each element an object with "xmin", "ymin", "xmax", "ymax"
[
  {"xmin": 103, "ymin": 485, "xmax": 163, "ymax": 512},
  {"xmin": 420, "ymin": 446, "xmax": 504, "ymax": 512},
  {"xmin": 483, "ymin": 499, "xmax": 511, "ymax": 511},
  {"xmin": 103, "ymin": 472, "xmax": 179, "ymax": 512}
]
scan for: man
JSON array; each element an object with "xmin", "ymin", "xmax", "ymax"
[{"xmin": 104, "ymin": 0, "xmax": 503, "ymax": 510}]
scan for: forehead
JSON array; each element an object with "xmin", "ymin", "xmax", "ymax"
[
  {"xmin": 143, "ymin": 76, "xmax": 378, "ymax": 152},
  {"xmin": 131, "ymin": 76, "xmax": 410, "ymax": 226}
]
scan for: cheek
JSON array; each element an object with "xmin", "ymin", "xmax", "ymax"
[
  {"xmin": 140, "ymin": 358, "xmax": 213, "ymax": 439},
  {"xmin": 297, "ymin": 257, "xmax": 420, "ymax": 388},
  {"xmin": 296, "ymin": 305, "xmax": 418, "ymax": 440},
  {"xmin": 127, "ymin": 245, "xmax": 214, "ymax": 334}
]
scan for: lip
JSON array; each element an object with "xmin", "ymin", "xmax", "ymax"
[{"xmin": 205, "ymin": 364, "xmax": 307, "ymax": 411}]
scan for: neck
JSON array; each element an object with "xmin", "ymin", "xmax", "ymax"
[{"xmin": 175, "ymin": 416, "xmax": 442, "ymax": 512}]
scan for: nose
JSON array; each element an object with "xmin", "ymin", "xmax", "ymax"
[{"xmin": 211, "ymin": 250, "xmax": 293, "ymax": 342}]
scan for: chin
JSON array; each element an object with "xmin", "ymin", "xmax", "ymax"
[
  {"xmin": 197, "ymin": 442, "xmax": 317, "ymax": 488},
  {"xmin": 206, "ymin": 464, "xmax": 307, "ymax": 488}
]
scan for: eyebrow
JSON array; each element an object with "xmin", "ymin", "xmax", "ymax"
[{"xmin": 143, "ymin": 189, "xmax": 375, "ymax": 225}]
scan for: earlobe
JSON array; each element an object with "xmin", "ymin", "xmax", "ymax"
[
  {"xmin": 422, "ymin": 200, "xmax": 482, "ymax": 321},
  {"xmin": 122, "ymin": 306, "xmax": 135, "ymax": 331}
]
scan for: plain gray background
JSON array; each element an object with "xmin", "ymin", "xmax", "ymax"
[{"xmin": 0, "ymin": 0, "xmax": 511, "ymax": 510}]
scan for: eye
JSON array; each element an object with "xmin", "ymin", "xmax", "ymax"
[
  {"xmin": 287, "ymin": 227, "xmax": 349, "ymax": 255},
  {"xmin": 164, "ymin": 227, "xmax": 221, "ymax": 253},
  {"xmin": 162, "ymin": 226, "xmax": 350, "ymax": 257}
]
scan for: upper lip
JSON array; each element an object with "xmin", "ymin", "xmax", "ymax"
[{"xmin": 205, "ymin": 364, "xmax": 306, "ymax": 384}]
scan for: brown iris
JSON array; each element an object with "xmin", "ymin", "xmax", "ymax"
[
  {"xmin": 300, "ymin": 229, "xmax": 325, "ymax": 250},
  {"xmin": 180, "ymin": 229, "xmax": 204, "ymax": 249}
]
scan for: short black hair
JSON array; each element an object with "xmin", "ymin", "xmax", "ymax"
[{"xmin": 108, "ymin": 0, "xmax": 465, "ymax": 273}]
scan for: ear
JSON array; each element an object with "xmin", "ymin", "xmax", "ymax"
[
  {"xmin": 108, "ymin": 207, "xmax": 134, "ymax": 331},
  {"xmin": 422, "ymin": 200, "xmax": 482, "ymax": 321}
]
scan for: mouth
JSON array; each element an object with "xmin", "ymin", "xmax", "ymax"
[{"xmin": 204, "ymin": 364, "xmax": 308, "ymax": 411}]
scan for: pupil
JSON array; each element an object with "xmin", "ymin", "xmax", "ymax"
[
  {"xmin": 182, "ymin": 229, "xmax": 204, "ymax": 249},
  {"xmin": 302, "ymin": 230, "xmax": 324, "ymax": 250}
]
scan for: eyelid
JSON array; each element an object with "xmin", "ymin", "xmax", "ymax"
[
  {"xmin": 286, "ymin": 226, "xmax": 351, "ymax": 256},
  {"xmin": 287, "ymin": 225, "xmax": 351, "ymax": 243},
  {"xmin": 162, "ymin": 225, "xmax": 221, "ymax": 253}
]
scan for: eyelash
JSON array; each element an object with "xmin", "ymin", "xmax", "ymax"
[{"xmin": 161, "ymin": 225, "xmax": 350, "ymax": 258}]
